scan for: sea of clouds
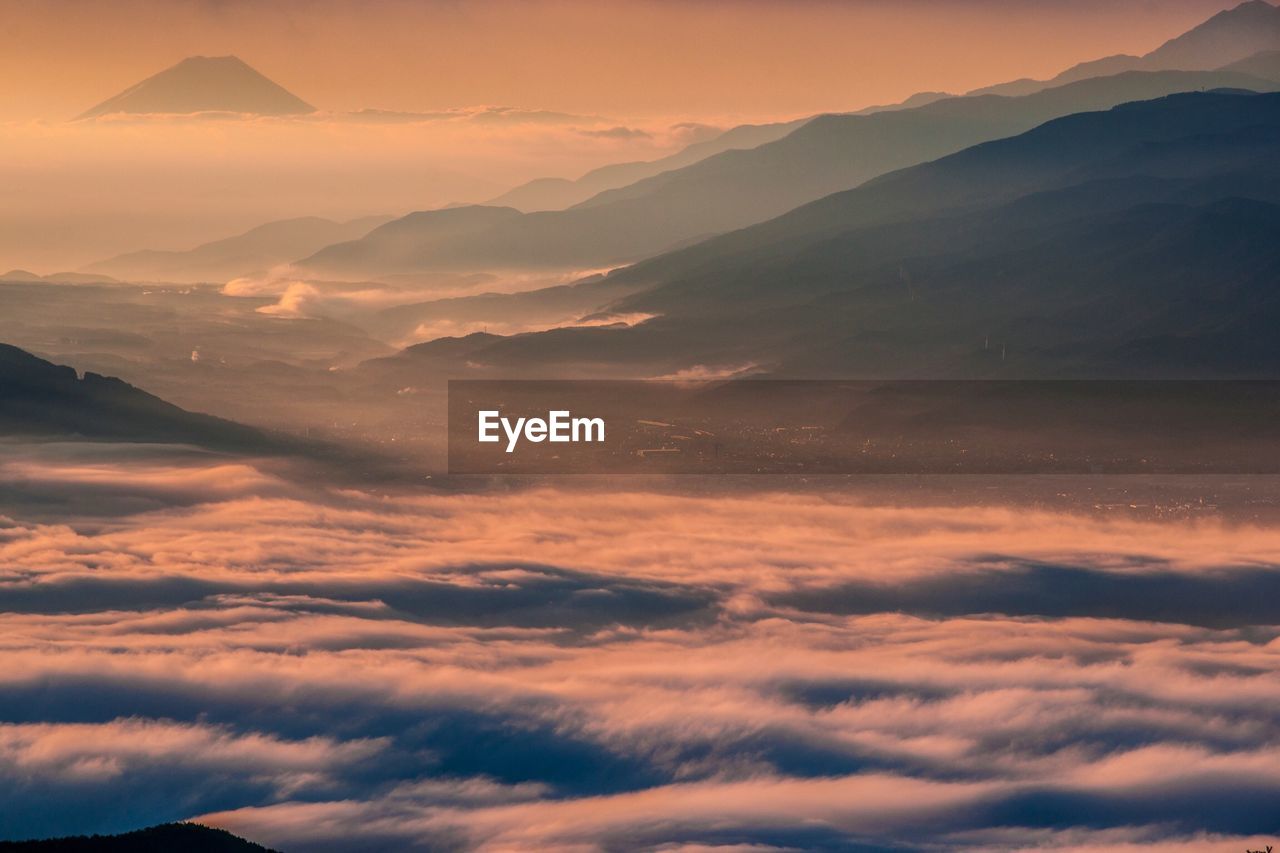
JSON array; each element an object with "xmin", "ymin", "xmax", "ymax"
[{"xmin": 1, "ymin": 443, "xmax": 1278, "ymax": 851}]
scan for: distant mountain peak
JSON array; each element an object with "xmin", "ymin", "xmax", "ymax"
[
  {"xmin": 76, "ymin": 55, "xmax": 315, "ymax": 119},
  {"xmin": 969, "ymin": 0, "xmax": 1280, "ymax": 98},
  {"xmin": 1142, "ymin": 0, "xmax": 1280, "ymax": 70}
]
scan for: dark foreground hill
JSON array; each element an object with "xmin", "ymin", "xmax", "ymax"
[
  {"xmin": 0, "ymin": 823, "xmax": 279, "ymax": 853},
  {"xmin": 0, "ymin": 344, "xmax": 285, "ymax": 451}
]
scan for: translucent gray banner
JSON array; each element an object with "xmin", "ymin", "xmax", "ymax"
[{"xmin": 447, "ymin": 380, "xmax": 1280, "ymax": 475}]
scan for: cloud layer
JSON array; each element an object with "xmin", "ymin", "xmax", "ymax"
[{"xmin": 1, "ymin": 450, "xmax": 1278, "ymax": 851}]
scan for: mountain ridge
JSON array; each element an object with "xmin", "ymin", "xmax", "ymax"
[
  {"xmin": 971, "ymin": 0, "xmax": 1280, "ymax": 97},
  {"xmin": 84, "ymin": 215, "xmax": 391, "ymax": 283},
  {"xmin": 358, "ymin": 91, "xmax": 1280, "ymax": 381},
  {"xmin": 0, "ymin": 343, "xmax": 292, "ymax": 450},
  {"xmin": 0, "ymin": 822, "xmax": 279, "ymax": 853},
  {"xmin": 295, "ymin": 68, "xmax": 1279, "ymax": 279}
]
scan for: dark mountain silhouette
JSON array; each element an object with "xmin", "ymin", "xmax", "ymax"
[
  {"xmin": 0, "ymin": 343, "xmax": 290, "ymax": 450},
  {"xmin": 76, "ymin": 56, "xmax": 314, "ymax": 119},
  {"xmin": 366, "ymin": 92, "xmax": 1280, "ymax": 381},
  {"xmin": 973, "ymin": 0, "xmax": 1280, "ymax": 97},
  {"xmin": 84, "ymin": 215, "xmax": 391, "ymax": 283},
  {"xmin": 0, "ymin": 823, "xmax": 279, "ymax": 852},
  {"xmin": 298, "ymin": 68, "xmax": 1277, "ymax": 279}
]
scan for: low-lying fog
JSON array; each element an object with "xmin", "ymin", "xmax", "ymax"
[{"xmin": 1, "ymin": 443, "xmax": 1278, "ymax": 851}]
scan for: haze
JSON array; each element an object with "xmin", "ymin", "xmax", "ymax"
[
  {"xmin": 0, "ymin": 0, "xmax": 1254, "ymax": 272},
  {"xmin": 0, "ymin": 0, "xmax": 1252, "ymax": 120}
]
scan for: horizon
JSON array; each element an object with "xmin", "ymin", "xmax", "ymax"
[
  {"xmin": 1, "ymin": 0, "xmax": 1260, "ymax": 123},
  {"xmin": 2, "ymin": 0, "xmax": 1276, "ymax": 274}
]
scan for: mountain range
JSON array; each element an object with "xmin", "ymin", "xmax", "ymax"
[
  {"xmin": 73, "ymin": 2, "xmax": 1280, "ymax": 288},
  {"xmin": 486, "ymin": 94, "xmax": 953, "ymax": 214},
  {"xmin": 77, "ymin": 55, "xmax": 314, "ymax": 119},
  {"xmin": 489, "ymin": 2, "xmax": 1280, "ymax": 215},
  {"xmin": 297, "ymin": 65, "xmax": 1280, "ymax": 280},
  {"xmin": 84, "ymin": 215, "xmax": 391, "ymax": 284},
  {"xmin": 362, "ymin": 90, "xmax": 1280, "ymax": 383},
  {"xmin": 487, "ymin": 118, "xmax": 810, "ymax": 212},
  {"xmin": 44, "ymin": 2, "xmax": 1280, "ymax": 407},
  {"xmin": 971, "ymin": 0, "xmax": 1280, "ymax": 97}
]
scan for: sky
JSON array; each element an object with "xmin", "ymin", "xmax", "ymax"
[
  {"xmin": 0, "ymin": 0, "xmax": 1251, "ymax": 121},
  {"xmin": 0, "ymin": 0, "xmax": 1260, "ymax": 272}
]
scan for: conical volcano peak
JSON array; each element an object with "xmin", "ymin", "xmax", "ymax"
[{"xmin": 76, "ymin": 55, "xmax": 315, "ymax": 119}]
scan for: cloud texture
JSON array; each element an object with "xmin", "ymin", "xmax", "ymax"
[{"xmin": 0, "ymin": 449, "xmax": 1278, "ymax": 851}]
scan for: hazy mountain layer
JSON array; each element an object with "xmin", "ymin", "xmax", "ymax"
[
  {"xmin": 1221, "ymin": 48, "xmax": 1280, "ymax": 79},
  {"xmin": 300, "ymin": 69, "xmax": 1277, "ymax": 279},
  {"xmin": 488, "ymin": 119, "xmax": 808, "ymax": 212},
  {"xmin": 84, "ymin": 215, "xmax": 391, "ymax": 284},
  {"xmin": 486, "ymin": 94, "xmax": 953, "ymax": 214},
  {"xmin": 972, "ymin": 0, "xmax": 1280, "ymax": 97},
  {"xmin": 77, "ymin": 55, "xmax": 314, "ymax": 119},
  {"xmin": 299, "ymin": 206, "xmax": 523, "ymax": 279},
  {"xmin": 0, "ymin": 270, "xmax": 118, "ymax": 285},
  {"xmin": 367, "ymin": 92, "xmax": 1280, "ymax": 381}
]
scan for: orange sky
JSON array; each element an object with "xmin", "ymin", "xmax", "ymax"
[
  {"xmin": 0, "ymin": 0, "xmax": 1247, "ymax": 121},
  {"xmin": 0, "ymin": 0, "xmax": 1257, "ymax": 272}
]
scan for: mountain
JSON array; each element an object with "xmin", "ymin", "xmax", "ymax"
[
  {"xmin": 1221, "ymin": 48, "xmax": 1280, "ymax": 80},
  {"xmin": 362, "ymin": 273, "xmax": 641, "ymax": 342},
  {"xmin": 0, "ymin": 343, "xmax": 289, "ymax": 450},
  {"xmin": 485, "ymin": 94, "xmax": 956, "ymax": 214},
  {"xmin": 299, "ymin": 205, "xmax": 523, "ymax": 279},
  {"xmin": 973, "ymin": 0, "xmax": 1280, "ymax": 97},
  {"xmin": 76, "ymin": 56, "xmax": 314, "ymax": 119},
  {"xmin": 0, "ymin": 823, "xmax": 279, "ymax": 852},
  {"xmin": 851, "ymin": 91, "xmax": 954, "ymax": 115},
  {"xmin": 1144, "ymin": 0, "xmax": 1280, "ymax": 70},
  {"xmin": 83, "ymin": 215, "xmax": 391, "ymax": 283},
  {"xmin": 298, "ymin": 68, "xmax": 1279, "ymax": 280},
  {"xmin": 0, "ymin": 270, "xmax": 119, "ymax": 284},
  {"xmin": 364, "ymin": 92, "xmax": 1280, "ymax": 381},
  {"xmin": 487, "ymin": 118, "xmax": 809, "ymax": 212}
]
